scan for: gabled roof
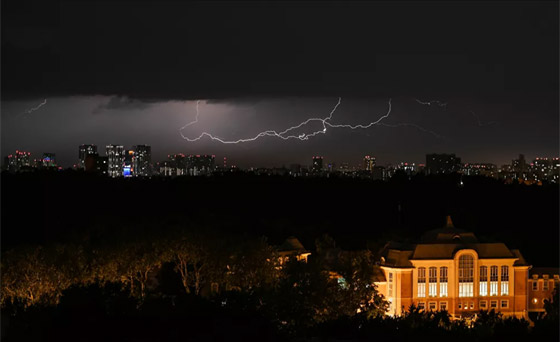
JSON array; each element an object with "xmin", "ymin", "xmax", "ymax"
[{"xmin": 278, "ymin": 236, "xmax": 308, "ymax": 253}]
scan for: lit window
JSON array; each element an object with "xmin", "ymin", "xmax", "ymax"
[
  {"xmin": 418, "ymin": 302, "xmax": 425, "ymax": 311},
  {"xmin": 440, "ymin": 267, "xmax": 448, "ymax": 297},
  {"xmin": 501, "ymin": 300, "xmax": 508, "ymax": 308},
  {"xmin": 500, "ymin": 266, "xmax": 509, "ymax": 295},
  {"xmin": 440, "ymin": 301, "xmax": 448, "ymax": 311},
  {"xmin": 543, "ymin": 276, "xmax": 549, "ymax": 291},
  {"xmin": 429, "ymin": 267, "xmax": 437, "ymax": 297},
  {"xmin": 490, "ymin": 300, "xmax": 498, "ymax": 309},
  {"xmin": 490, "ymin": 266, "xmax": 499, "ymax": 296},
  {"xmin": 428, "ymin": 302, "xmax": 436, "ymax": 311},
  {"xmin": 480, "ymin": 266, "xmax": 488, "ymax": 296},
  {"xmin": 459, "ymin": 255, "xmax": 474, "ymax": 297},
  {"xmin": 480, "ymin": 300, "xmax": 487, "ymax": 309},
  {"xmin": 418, "ymin": 267, "xmax": 426, "ymax": 298},
  {"xmin": 470, "ymin": 302, "xmax": 474, "ymax": 309}
]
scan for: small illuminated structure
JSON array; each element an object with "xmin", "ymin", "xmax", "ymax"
[
  {"xmin": 375, "ymin": 216, "xmax": 531, "ymax": 319},
  {"xmin": 528, "ymin": 268, "xmax": 559, "ymax": 317},
  {"xmin": 277, "ymin": 236, "xmax": 311, "ymax": 265}
]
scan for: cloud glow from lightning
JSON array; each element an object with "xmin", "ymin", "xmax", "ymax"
[{"xmin": 179, "ymin": 98, "xmax": 445, "ymax": 144}]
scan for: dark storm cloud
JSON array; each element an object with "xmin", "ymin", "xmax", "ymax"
[
  {"xmin": 2, "ymin": 0, "xmax": 558, "ymax": 101},
  {"xmin": 91, "ymin": 96, "xmax": 154, "ymax": 114}
]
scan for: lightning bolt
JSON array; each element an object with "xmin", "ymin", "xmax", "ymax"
[
  {"xmin": 415, "ymin": 98, "xmax": 447, "ymax": 110},
  {"xmin": 23, "ymin": 99, "xmax": 47, "ymax": 115},
  {"xmin": 180, "ymin": 97, "xmax": 444, "ymax": 143}
]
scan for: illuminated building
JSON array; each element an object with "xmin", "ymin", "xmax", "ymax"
[
  {"xmin": 376, "ymin": 216, "xmax": 530, "ymax": 319},
  {"xmin": 123, "ymin": 150, "xmax": 135, "ymax": 177},
  {"xmin": 312, "ymin": 156, "xmax": 323, "ymax": 173},
  {"xmin": 134, "ymin": 145, "xmax": 152, "ymax": 176},
  {"xmin": 290, "ymin": 164, "xmax": 302, "ymax": 176},
  {"xmin": 363, "ymin": 155, "xmax": 376, "ymax": 171},
  {"xmin": 6, "ymin": 150, "xmax": 31, "ymax": 172},
  {"xmin": 78, "ymin": 144, "xmax": 97, "ymax": 169},
  {"xmin": 528, "ymin": 268, "xmax": 559, "ymax": 319},
  {"xmin": 159, "ymin": 154, "xmax": 188, "ymax": 176},
  {"xmin": 38, "ymin": 153, "xmax": 57, "ymax": 168},
  {"xmin": 426, "ymin": 154, "xmax": 461, "ymax": 175},
  {"xmin": 277, "ymin": 237, "xmax": 311, "ymax": 265},
  {"xmin": 187, "ymin": 154, "xmax": 215, "ymax": 175},
  {"xmin": 397, "ymin": 162, "xmax": 417, "ymax": 175},
  {"xmin": 462, "ymin": 163, "xmax": 497, "ymax": 177},
  {"xmin": 106, "ymin": 144, "xmax": 124, "ymax": 177}
]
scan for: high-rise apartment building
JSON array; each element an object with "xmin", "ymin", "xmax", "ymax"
[
  {"xmin": 106, "ymin": 145, "xmax": 124, "ymax": 177},
  {"xmin": 79, "ymin": 145, "xmax": 97, "ymax": 169}
]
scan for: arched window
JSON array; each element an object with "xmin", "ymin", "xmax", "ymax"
[{"xmin": 458, "ymin": 254, "xmax": 474, "ymax": 297}]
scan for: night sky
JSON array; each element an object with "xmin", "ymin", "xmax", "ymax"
[{"xmin": 2, "ymin": 1, "xmax": 558, "ymax": 168}]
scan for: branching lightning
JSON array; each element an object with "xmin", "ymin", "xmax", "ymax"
[{"xmin": 180, "ymin": 97, "xmax": 444, "ymax": 144}]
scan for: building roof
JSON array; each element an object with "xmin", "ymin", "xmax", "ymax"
[
  {"xmin": 419, "ymin": 217, "xmax": 479, "ymax": 243},
  {"xmin": 411, "ymin": 243, "xmax": 515, "ymax": 260},
  {"xmin": 378, "ymin": 216, "xmax": 529, "ymax": 267},
  {"xmin": 278, "ymin": 236, "xmax": 308, "ymax": 253},
  {"xmin": 382, "ymin": 249, "xmax": 415, "ymax": 268},
  {"xmin": 511, "ymin": 249, "xmax": 530, "ymax": 266}
]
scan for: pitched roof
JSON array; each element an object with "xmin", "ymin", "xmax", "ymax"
[
  {"xmin": 382, "ymin": 249, "xmax": 414, "ymax": 268},
  {"xmin": 511, "ymin": 249, "xmax": 530, "ymax": 266},
  {"xmin": 278, "ymin": 236, "xmax": 307, "ymax": 253}
]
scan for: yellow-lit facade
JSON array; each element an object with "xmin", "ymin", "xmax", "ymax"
[{"xmin": 376, "ymin": 218, "xmax": 531, "ymax": 319}]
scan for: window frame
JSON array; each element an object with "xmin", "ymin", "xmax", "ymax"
[{"xmin": 439, "ymin": 301, "xmax": 448, "ymax": 311}]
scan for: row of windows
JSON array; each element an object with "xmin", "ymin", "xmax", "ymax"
[
  {"xmin": 416, "ymin": 300, "xmax": 509, "ymax": 311},
  {"xmin": 531, "ymin": 279, "xmax": 558, "ymax": 291},
  {"xmin": 417, "ymin": 261, "xmax": 510, "ymax": 298},
  {"xmin": 418, "ymin": 267, "xmax": 448, "ymax": 283},
  {"xmin": 417, "ymin": 265, "xmax": 509, "ymax": 283}
]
